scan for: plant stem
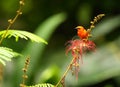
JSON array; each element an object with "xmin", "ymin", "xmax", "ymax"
[
  {"xmin": 55, "ymin": 57, "xmax": 75, "ymax": 87},
  {"xmin": 0, "ymin": 0, "xmax": 24, "ymax": 45}
]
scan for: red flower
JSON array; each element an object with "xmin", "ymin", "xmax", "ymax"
[
  {"xmin": 66, "ymin": 39, "xmax": 96, "ymax": 62},
  {"xmin": 66, "ymin": 35, "xmax": 96, "ymax": 78}
]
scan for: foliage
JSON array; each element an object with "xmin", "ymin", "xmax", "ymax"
[
  {"xmin": 0, "ymin": 0, "xmax": 47, "ymax": 66},
  {"xmin": 0, "ymin": 47, "xmax": 21, "ymax": 65},
  {"xmin": 0, "ymin": 29, "xmax": 48, "ymax": 66},
  {"xmin": 0, "ymin": 30, "xmax": 48, "ymax": 44},
  {"xmin": 26, "ymin": 83, "xmax": 54, "ymax": 87},
  {"xmin": 1, "ymin": 0, "xmax": 120, "ymax": 87},
  {"xmin": 0, "ymin": 0, "xmax": 51, "ymax": 87},
  {"xmin": 13, "ymin": 12, "xmax": 66, "ymax": 87}
]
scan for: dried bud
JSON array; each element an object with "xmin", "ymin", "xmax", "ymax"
[
  {"xmin": 22, "ymin": 75, "xmax": 28, "ymax": 79},
  {"xmin": 20, "ymin": 84, "xmax": 26, "ymax": 87},
  {"xmin": 8, "ymin": 19, "xmax": 13, "ymax": 24},
  {"xmin": 19, "ymin": 0, "xmax": 25, "ymax": 5},
  {"xmin": 17, "ymin": 10, "xmax": 22, "ymax": 15},
  {"xmin": 22, "ymin": 68, "xmax": 27, "ymax": 72},
  {"xmin": 90, "ymin": 21, "xmax": 94, "ymax": 24},
  {"xmin": 91, "ymin": 25, "xmax": 95, "ymax": 28},
  {"xmin": 87, "ymin": 29, "xmax": 91, "ymax": 33}
]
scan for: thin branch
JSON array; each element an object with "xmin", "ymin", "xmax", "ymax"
[
  {"xmin": 0, "ymin": 0, "xmax": 25, "ymax": 45},
  {"xmin": 55, "ymin": 57, "xmax": 75, "ymax": 87},
  {"xmin": 87, "ymin": 14, "xmax": 105, "ymax": 34}
]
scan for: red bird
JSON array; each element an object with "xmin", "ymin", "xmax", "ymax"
[{"xmin": 75, "ymin": 26, "xmax": 89, "ymax": 40}]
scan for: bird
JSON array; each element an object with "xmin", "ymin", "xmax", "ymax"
[{"xmin": 75, "ymin": 26, "xmax": 90, "ymax": 40}]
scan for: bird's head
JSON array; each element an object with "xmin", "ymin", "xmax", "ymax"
[{"xmin": 75, "ymin": 26, "xmax": 84, "ymax": 30}]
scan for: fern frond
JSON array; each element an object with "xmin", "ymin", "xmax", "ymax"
[
  {"xmin": 26, "ymin": 83, "xmax": 54, "ymax": 87},
  {"xmin": 0, "ymin": 47, "xmax": 21, "ymax": 65},
  {"xmin": 0, "ymin": 30, "xmax": 48, "ymax": 44}
]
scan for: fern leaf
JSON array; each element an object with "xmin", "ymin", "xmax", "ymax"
[
  {"xmin": 0, "ymin": 30, "xmax": 48, "ymax": 44},
  {"xmin": 26, "ymin": 83, "xmax": 54, "ymax": 87},
  {"xmin": 0, "ymin": 59, "xmax": 6, "ymax": 65},
  {"xmin": 0, "ymin": 47, "xmax": 21, "ymax": 66}
]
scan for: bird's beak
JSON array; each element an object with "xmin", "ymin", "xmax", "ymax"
[
  {"xmin": 75, "ymin": 26, "xmax": 84, "ymax": 30},
  {"xmin": 74, "ymin": 26, "xmax": 79, "ymax": 30},
  {"xmin": 74, "ymin": 27, "xmax": 77, "ymax": 30}
]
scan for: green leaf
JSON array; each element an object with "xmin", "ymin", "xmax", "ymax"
[
  {"xmin": 0, "ymin": 47, "xmax": 21, "ymax": 66},
  {"xmin": 0, "ymin": 30, "xmax": 48, "ymax": 44},
  {"xmin": 26, "ymin": 83, "xmax": 54, "ymax": 87},
  {"xmin": 0, "ymin": 58, "xmax": 6, "ymax": 65}
]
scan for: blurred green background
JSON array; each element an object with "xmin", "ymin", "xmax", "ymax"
[{"xmin": 0, "ymin": 0, "xmax": 120, "ymax": 87}]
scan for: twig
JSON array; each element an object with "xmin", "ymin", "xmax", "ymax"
[
  {"xmin": 55, "ymin": 57, "xmax": 75, "ymax": 87},
  {"xmin": 0, "ymin": 0, "xmax": 25, "ymax": 45}
]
